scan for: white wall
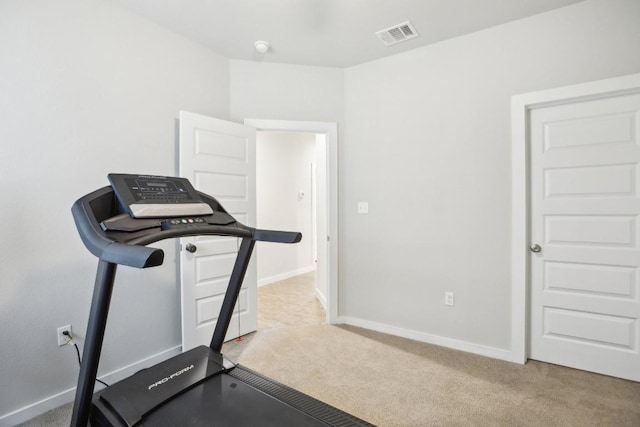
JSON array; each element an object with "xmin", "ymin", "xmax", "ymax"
[
  {"xmin": 230, "ymin": 60, "xmax": 344, "ymax": 124},
  {"xmin": 342, "ymin": 0, "xmax": 640, "ymax": 354},
  {"xmin": 0, "ymin": 0, "xmax": 229, "ymax": 422},
  {"xmin": 256, "ymin": 132, "xmax": 316, "ymax": 284}
]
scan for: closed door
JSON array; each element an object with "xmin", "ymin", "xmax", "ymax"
[
  {"xmin": 529, "ymin": 92, "xmax": 640, "ymax": 381},
  {"xmin": 179, "ymin": 111, "xmax": 257, "ymax": 352}
]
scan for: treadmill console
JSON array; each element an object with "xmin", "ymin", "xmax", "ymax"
[{"xmin": 108, "ymin": 173, "xmax": 213, "ymax": 218}]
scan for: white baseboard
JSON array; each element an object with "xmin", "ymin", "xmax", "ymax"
[
  {"xmin": 337, "ymin": 316, "xmax": 512, "ymax": 362},
  {"xmin": 258, "ymin": 265, "xmax": 316, "ymax": 287},
  {"xmin": 315, "ymin": 288, "xmax": 327, "ymax": 310},
  {"xmin": 0, "ymin": 345, "xmax": 182, "ymax": 426}
]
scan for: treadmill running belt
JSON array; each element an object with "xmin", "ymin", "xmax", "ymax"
[
  {"xmin": 135, "ymin": 373, "xmax": 340, "ymax": 426},
  {"xmin": 228, "ymin": 365, "xmax": 373, "ymax": 427}
]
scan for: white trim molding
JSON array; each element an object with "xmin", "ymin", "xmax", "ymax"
[
  {"xmin": 258, "ymin": 265, "xmax": 317, "ymax": 287},
  {"xmin": 510, "ymin": 72, "xmax": 640, "ymax": 364},
  {"xmin": 339, "ymin": 316, "xmax": 512, "ymax": 362}
]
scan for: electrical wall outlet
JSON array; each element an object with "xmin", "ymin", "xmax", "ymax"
[
  {"xmin": 444, "ymin": 292, "xmax": 454, "ymax": 306},
  {"xmin": 57, "ymin": 325, "xmax": 72, "ymax": 346}
]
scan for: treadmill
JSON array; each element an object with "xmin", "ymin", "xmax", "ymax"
[{"xmin": 69, "ymin": 174, "xmax": 373, "ymax": 427}]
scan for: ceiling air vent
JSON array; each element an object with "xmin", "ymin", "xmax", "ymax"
[{"xmin": 375, "ymin": 21, "xmax": 419, "ymax": 46}]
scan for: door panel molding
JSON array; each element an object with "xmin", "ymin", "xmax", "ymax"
[
  {"xmin": 511, "ymin": 73, "xmax": 640, "ymax": 364},
  {"xmin": 179, "ymin": 111, "xmax": 256, "ymax": 351}
]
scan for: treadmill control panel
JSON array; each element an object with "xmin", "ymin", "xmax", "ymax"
[
  {"xmin": 108, "ymin": 173, "xmax": 213, "ymax": 218},
  {"xmin": 161, "ymin": 217, "xmax": 206, "ymax": 230}
]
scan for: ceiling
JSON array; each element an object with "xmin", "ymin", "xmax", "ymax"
[{"xmin": 108, "ymin": 0, "xmax": 585, "ymax": 68}]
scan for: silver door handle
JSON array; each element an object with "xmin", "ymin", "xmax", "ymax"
[
  {"xmin": 185, "ymin": 243, "xmax": 197, "ymax": 253},
  {"xmin": 530, "ymin": 244, "xmax": 541, "ymax": 253}
]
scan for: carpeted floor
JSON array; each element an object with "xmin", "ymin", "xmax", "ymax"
[
  {"xmin": 226, "ymin": 273, "xmax": 640, "ymax": 426},
  {"xmin": 19, "ymin": 272, "xmax": 640, "ymax": 426}
]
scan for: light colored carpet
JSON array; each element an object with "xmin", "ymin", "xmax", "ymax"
[
  {"xmin": 227, "ymin": 273, "xmax": 640, "ymax": 426},
  {"xmin": 19, "ymin": 272, "xmax": 640, "ymax": 426}
]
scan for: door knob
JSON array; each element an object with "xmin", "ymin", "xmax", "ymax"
[
  {"xmin": 185, "ymin": 243, "xmax": 197, "ymax": 253},
  {"xmin": 530, "ymin": 244, "xmax": 541, "ymax": 253}
]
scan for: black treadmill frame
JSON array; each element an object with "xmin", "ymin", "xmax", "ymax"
[{"xmin": 68, "ymin": 185, "xmax": 310, "ymax": 426}]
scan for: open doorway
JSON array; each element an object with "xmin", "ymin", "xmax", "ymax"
[
  {"xmin": 255, "ymin": 131, "xmax": 327, "ymax": 325},
  {"xmin": 245, "ymin": 119, "xmax": 338, "ymax": 325}
]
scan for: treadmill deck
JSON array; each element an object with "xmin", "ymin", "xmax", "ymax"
[{"xmin": 90, "ymin": 347, "xmax": 372, "ymax": 427}]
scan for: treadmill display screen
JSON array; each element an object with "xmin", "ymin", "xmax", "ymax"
[
  {"xmin": 131, "ymin": 177, "xmax": 189, "ymax": 201},
  {"xmin": 108, "ymin": 173, "xmax": 214, "ymax": 218},
  {"xmin": 144, "ymin": 182, "xmax": 167, "ymax": 188}
]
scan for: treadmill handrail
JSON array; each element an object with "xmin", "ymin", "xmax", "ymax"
[
  {"xmin": 72, "ymin": 186, "xmax": 301, "ymax": 268},
  {"xmin": 72, "ymin": 187, "xmax": 164, "ymax": 268},
  {"xmin": 253, "ymin": 229, "xmax": 302, "ymax": 244}
]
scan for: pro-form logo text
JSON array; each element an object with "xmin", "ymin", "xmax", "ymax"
[{"xmin": 148, "ymin": 365, "xmax": 194, "ymax": 390}]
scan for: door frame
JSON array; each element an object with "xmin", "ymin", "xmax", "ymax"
[
  {"xmin": 245, "ymin": 119, "xmax": 339, "ymax": 324},
  {"xmin": 510, "ymin": 72, "xmax": 640, "ymax": 364}
]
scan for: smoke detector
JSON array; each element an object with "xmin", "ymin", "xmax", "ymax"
[
  {"xmin": 254, "ymin": 40, "xmax": 270, "ymax": 54},
  {"xmin": 375, "ymin": 21, "xmax": 419, "ymax": 46}
]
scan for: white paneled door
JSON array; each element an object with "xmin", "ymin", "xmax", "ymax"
[
  {"xmin": 179, "ymin": 111, "xmax": 257, "ymax": 352},
  {"xmin": 529, "ymin": 92, "xmax": 640, "ymax": 381}
]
